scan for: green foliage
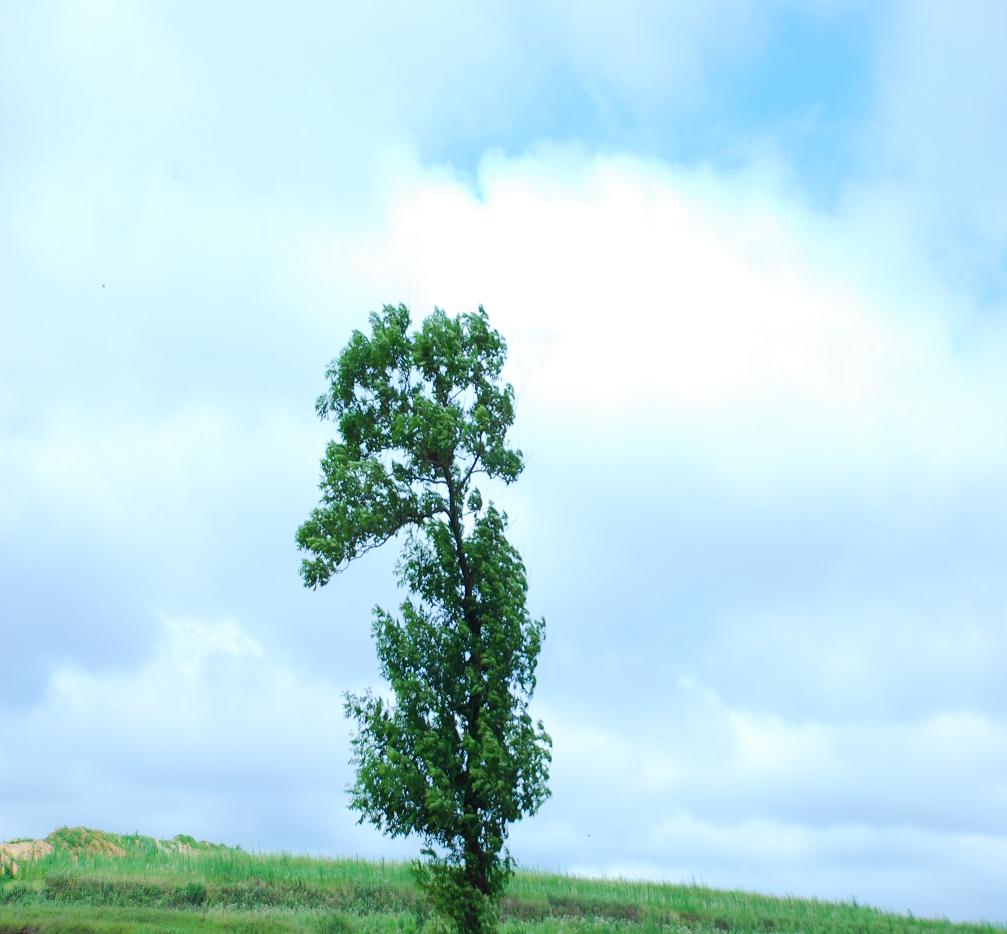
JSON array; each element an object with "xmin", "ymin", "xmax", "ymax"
[
  {"xmin": 297, "ymin": 305, "xmax": 551, "ymax": 933},
  {"xmin": 46, "ymin": 828, "xmax": 125, "ymax": 857},
  {"xmin": 174, "ymin": 881, "xmax": 208, "ymax": 907},
  {"xmin": 0, "ymin": 880, "xmax": 33, "ymax": 905}
]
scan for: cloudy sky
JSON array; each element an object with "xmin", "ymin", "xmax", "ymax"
[{"xmin": 3, "ymin": 0, "xmax": 1007, "ymax": 924}]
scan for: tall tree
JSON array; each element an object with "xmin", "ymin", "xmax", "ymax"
[{"xmin": 297, "ymin": 304, "xmax": 551, "ymax": 933}]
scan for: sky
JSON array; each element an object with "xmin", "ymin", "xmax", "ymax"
[{"xmin": 2, "ymin": 0, "xmax": 1007, "ymax": 924}]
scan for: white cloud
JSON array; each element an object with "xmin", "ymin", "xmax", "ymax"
[
  {"xmin": 0, "ymin": 614, "xmax": 404, "ymax": 856},
  {"xmin": 0, "ymin": 405, "xmax": 320, "ymax": 535},
  {"xmin": 537, "ymin": 677, "xmax": 1007, "ymax": 833},
  {"xmin": 315, "ymin": 146, "xmax": 1007, "ymax": 486},
  {"xmin": 706, "ymin": 606, "xmax": 1007, "ymax": 718},
  {"xmin": 514, "ymin": 680, "xmax": 1007, "ymax": 920}
]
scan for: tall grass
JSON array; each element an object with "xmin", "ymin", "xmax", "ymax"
[{"xmin": 1, "ymin": 828, "xmax": 1004, "ymax": 933}]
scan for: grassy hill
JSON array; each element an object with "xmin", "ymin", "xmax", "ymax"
[{"xmin": 0, "ymin": 827, "xmax": 1000, "ymax": 933}]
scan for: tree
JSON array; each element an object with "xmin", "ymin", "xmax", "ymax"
[{"xmin": 296, "ymin": 304, "xmax": 551, "ymax": 933}]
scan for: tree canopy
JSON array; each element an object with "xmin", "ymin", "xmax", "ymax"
[{"xmin": 297, "ymin": 304, "xmax": 551, "ymax": 934}]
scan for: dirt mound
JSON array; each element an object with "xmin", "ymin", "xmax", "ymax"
[
  {"xmin": 155, "ymin": 838, "xmax": 199, "ymax": 856},
  {"xmin": 45, "ymin": 827, "xmax": 126, "ymax": 858},
  {"xmin": 1, "ymin": 827, "xmax": 224, "ymax": 876},
  {"xmin": 0, "ymin": 839, "xmax": 54, "ymax": 876}
]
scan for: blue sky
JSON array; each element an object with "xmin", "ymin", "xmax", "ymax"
[{"xmin": 3, "ymin": 0, "xmax": 1007, "ymax": 924}]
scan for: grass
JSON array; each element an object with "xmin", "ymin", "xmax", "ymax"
[{"xmin": 0, "ymin": 828, "xmax": 1002, "ymax": 933}]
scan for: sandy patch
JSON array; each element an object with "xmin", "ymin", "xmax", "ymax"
[
  {"xmin": 0, "ymin": 840, "xmax": 54, "ymax": 876},
  {"xmin": 155, "ymin": 839, "xmax": 198, "ymax": 856}
]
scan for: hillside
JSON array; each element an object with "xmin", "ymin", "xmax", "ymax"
[{"xmin": 0, "ymin": 828, "xmax": 1001, "ymax": 933}]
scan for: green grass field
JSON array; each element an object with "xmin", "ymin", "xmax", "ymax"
[{"xmin": 0, "ymin": 828, "xmax": 1000, "ymax": 933}]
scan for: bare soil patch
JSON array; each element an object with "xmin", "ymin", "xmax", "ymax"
[{"xmin": 0, "ymin": 841, "xmax": 53, "ymax": 877}]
